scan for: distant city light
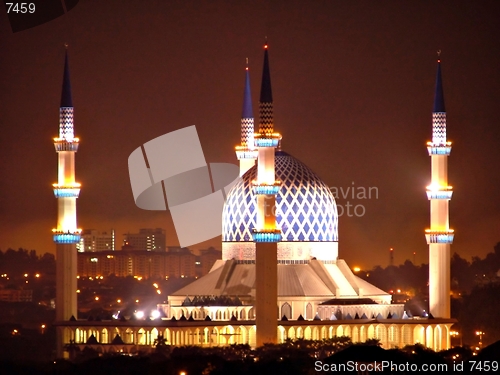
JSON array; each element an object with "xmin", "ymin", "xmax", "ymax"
[
  {"xmin": 151, "ymin": 310, "xmax": 161, "ymax": 319},
  {"xmin": 95, "ymin": 296, "xmax": 99, "ymax": 301},
  {"xmin": 134, "ymin": 311, "xmax": 144, "ymax": 319},
  {"xmin": 35, "ymin": 273, "xmax": 40, "ymax": 278},
  {"xmin": 353, "ymin": 267, "xmax": 361, "ymax": 272},
  {"xmin": 157, "ymin": 290, "xmax": 161, "ymax": 295},
  {"xmin": 153, "ymin": 283, "xmax": 159, "ymax": 288},
  {"xmin": 117, "ymin": 299, "xmax": 121, "ymax": 303}
]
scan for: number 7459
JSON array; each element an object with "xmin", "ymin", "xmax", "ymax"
[{"xmin": 6, "ymin": 3, "xmax": 36, "ymax": 14}]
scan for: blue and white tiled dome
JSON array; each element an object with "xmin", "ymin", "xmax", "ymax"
[{"xmin": 222, "ymin": 151, "xmax": 338, "ymax": 261}]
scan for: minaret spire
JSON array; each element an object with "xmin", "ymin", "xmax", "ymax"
[
  {"xmin": 53, "ymin": 46, "xmax": 81, "ymax": 357},
  {"xmin": 235, "ymin": 58, "xmax": 257, "ymax": 176},
  {"xmin": 433, "ymin": 51, "xmax": 445, "ymax": 113},
  {"xmin": 60, "ymin": 47, "xmax": 73, "ymax": 108},
  {"xmin": 252, "ymin": 40, "xmax": 281, "ymax": 347},
  {"xmin": 258, "ymin": 40, "xmax": 274, "ymax": 136},
  {"xmin": 426, "ymin": 53, "xmax": 453, "ymax": 324}
]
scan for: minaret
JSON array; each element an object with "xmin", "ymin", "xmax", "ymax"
[
  {"xmin": 252, "ymin": 41, "xmax": 282, "ymax": 346},
  {"xmin": 52, "ymin": 47, "xmax": 81, "ymax": 357},
  {"xmin": 235, "ymin": 59, "xmax": 258, "ymax": 176},
  {"xmin": 425, "ymin": 52, "xmax": 453, "ymax": 320}
]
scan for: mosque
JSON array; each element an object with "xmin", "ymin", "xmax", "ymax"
[{"xmin": 54, "ymin": 44, "xmax": 455, "ymax": 357}]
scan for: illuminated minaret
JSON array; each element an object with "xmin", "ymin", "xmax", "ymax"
[
  {"xmin": 235, "ymin": 59, "xmax": 258, "ymax": 176},
  {"xmin": 52, "ymin": 47, "xmax": 81, "ymax": 356},
  {"xmin": 252, "ymin": 42, "xmax": 282, "ymax": 346},
  {"xmin": 425, "ymin": 53, "xmax": 453, "ymax": 319}
]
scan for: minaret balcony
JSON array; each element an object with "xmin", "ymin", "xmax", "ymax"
[
  {"xmin": 425, "ymin": 229, "xmax": 454, "ymax": 244},
  {"xmin": 52, "ymin": 229, "xmax": 82, "ymax": 244},
  {"xmin": 235, "ymin": 146, "xmax": 258, "ymax": 160},
  {"xmin": 53, "ymin": 183, "xmax": 81, "ymax": 198},
  {"xmin": 252, "ymin": 229, "xmax": 282, "ymax": 243},
  {"xmin": 54, "ymin": 138, "xmax": 79, "ymax": 152},
  {"xmin": 427, "ymin": 141, "xmax": 451, "ymax": 156},
  {"xmin": 426, "ymin": 185, "xmax": 453, "ymax": 200},
  {"xmin": 254, "ymin": 133, "xmax": 281, "ymax": 148},
  {"xmin": 251, "ymin": 180, "xmax": 281, "ymax": 195}
]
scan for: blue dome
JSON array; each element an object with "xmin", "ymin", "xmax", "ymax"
[{"xmin": 223, "ymin": 151, "xmax": 338, "ymax": 242}]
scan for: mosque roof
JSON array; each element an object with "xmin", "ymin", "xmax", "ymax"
[{"xmin": 170, "ymin": 259, "xmax": 388, "ymax": 300}]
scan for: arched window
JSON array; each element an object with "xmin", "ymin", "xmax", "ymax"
[
  {"xmin": 281, "ymin": 302, "xmax": 292, "ymax": 319},
  {"xmin": 306, "ymin": 303, "xmax": 313, "ymax": 320}
]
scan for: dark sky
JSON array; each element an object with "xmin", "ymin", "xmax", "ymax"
[{"xmin": 1, "ymin": 0, "xmax": 499, "ymax": 269}]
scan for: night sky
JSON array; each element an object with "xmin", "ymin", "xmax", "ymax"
[{"xmin": 1, "ymin": 1, "xmax": 499, "ymax": 269}]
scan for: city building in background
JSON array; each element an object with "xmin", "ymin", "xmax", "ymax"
[
  {"xmin": 0, "ymin": 288, "xmax": 32, "ymax": 302},
  {"xmin": 198, "ymin": 247, "xmax": 222, "ymax": 276},
  {"xmin": 77, "ymin": 246, "xmax": 219, "ymax": 279},
  {"xmin": 123, "ymin": 228, "xmax": 166, "ymax": 252},
  {"xmin": 77, "ymin": 229, "xmax": 115, "ymax": 252}
]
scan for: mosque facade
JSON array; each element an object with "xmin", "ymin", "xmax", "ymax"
[{"xmin": 55, "ymin": 44, "xmax": 454, "ymax": 357}]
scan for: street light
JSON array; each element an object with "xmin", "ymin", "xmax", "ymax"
[
  {"xmin": 475, "ymin": 330, "xmax": 484, "ymax": 349},
  {"xmin": 450, "ymin": 330, "xmax": 462, "ymax": 347}
]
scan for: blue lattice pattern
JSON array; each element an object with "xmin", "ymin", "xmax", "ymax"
[
  {"xmin": 427, "ymin": 142, "xmax": 451, "ymax": 156},
  {"xmin": 54, "ymin": 139, "xmax": 79, "ymax": 152},
  {"xmin": 59, "ymin": 107, "xmax": 75, "ymax": 140},
  {"xmin": 425, "ymin": 230, "xmax": 454, "ymax": 244},
  {"xmin": 254, "ymin": 134, "xmax": 280, "ymax": 148},
  {"xmin": 235, "ymin": 147, "xmax": 258, "ymax": 160},
  {"xmin": 432, "ymin": 112, "xmax": 446, "ymax": 144},
  {"xmin": 52, "ymin": 229, "xmax": 82, "ymax": 244},
  {"xmin": 426, "ymin": 189, "xmax": 453, "ymax": 200},
  {"xmin": 252, "ymin": 229, "xmax": 282, "ymax": 242},
  {"xmin": 252, "ymin": 180, "xmax": 281, "ymax": 195},
  {"xmin": 223, "ymin": 151, "xmax": 338, "ymax": 242},
  {"xmin": 53, "ymin": 184, "xmax": 81, "ymax": 198}
]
